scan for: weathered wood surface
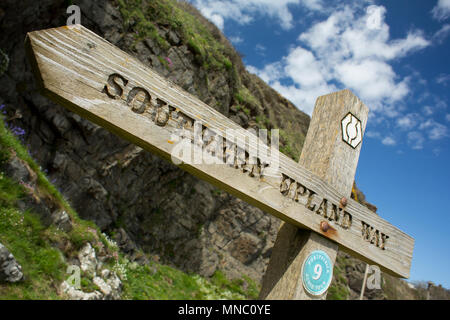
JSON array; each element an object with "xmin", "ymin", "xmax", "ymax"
[
  {"xmin": 25, "ymin": 25, "xmax": 414, "ymax": 278},
  {"xmin": 260, "ymin": 90, "xmax": 367, "ymax": 299},
  {"xmin": 260, "ymin": 226, "xmax": 338, "ymax": 299}
]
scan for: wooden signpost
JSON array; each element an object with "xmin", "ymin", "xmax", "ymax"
[{"xmin": 25, "ymin": 25, "xmax": 414, "ymax": 299}]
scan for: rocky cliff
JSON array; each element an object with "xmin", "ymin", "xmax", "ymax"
[{"xmin": 0, "ymin": 0, "xmax": 447, "ymax": 299}]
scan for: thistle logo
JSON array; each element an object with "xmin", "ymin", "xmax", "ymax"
[{"xmin": 341, "ymin": 112, "xmax": 362, "ymax": 149}]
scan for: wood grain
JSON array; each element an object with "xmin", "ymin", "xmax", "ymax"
[
  {"xmin": 25, "ymin": 25, "xmax": 414, "ymax": 278},
  {"xmin": 260, "ymin": 89, "xmax": 367, "ymax": 299}
]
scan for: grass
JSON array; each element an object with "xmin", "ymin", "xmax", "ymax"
[
  {"xmin": 0, "ymin": 203, "xmax": 66, "ymax": 299},
  {"xmin": 121, "ymin": 265, "xmax": 259, "ymax": 300},
  {"xmin": 0, "ymin": 113, "xmax": 98, "ymax": 299},
  {"xmin": 235, "ymin": 86, "xmax": 259, "ymax": 110},
  {"xmin": 255, "ymin": 114, "xmax": 271, "ymax": 129},
  {"xmin": 0, "ymin": 113, "xmax": 260, "ymax": 300},
  {"xmin": 117, "ymin": 0, "xmax": 236, "ymax": 72},
  {"xmin": 279, "ymin": 129, "xmax": 301, "ymax": 161},
  {"xmin": 326, "ymin": 256, "xmax": 350, "ymax": 300}
]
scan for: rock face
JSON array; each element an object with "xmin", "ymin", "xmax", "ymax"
[
  {"xmin": 60, "ymin": 281, "xmax": 103, "ymax": 300},
  {"xmin": 0, "ymin": 243, "xmax": 24, "ymax": 283},
  {"xmin": 61, "ymin": 243, "xmax": 122, "ymax": 300},
  {"xmin": 78, "ymin": 243, "xmax": 97, "ymax": 276}
]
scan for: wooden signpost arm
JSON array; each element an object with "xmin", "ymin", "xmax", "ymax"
[
  {"xmin": 24, "ymin": 25, "xmax": 413, "ymax": 281},
  {"xmin": 260, "ymin": 90, "xmax": 369, "ymax": 299}
]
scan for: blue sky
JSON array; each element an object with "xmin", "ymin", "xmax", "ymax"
[{"xmin": 189, "ymin": 0, "xmax": 450, "ymax": 288}]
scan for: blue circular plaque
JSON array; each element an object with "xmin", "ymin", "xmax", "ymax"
[{"xmin": 301, "ymin": 250, "xmax": 333, "ymax": 296}]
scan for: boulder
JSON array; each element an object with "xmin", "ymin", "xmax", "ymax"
[{"xmin": 0, "ymin": 243, "xmax": 24, "ymax": 283}]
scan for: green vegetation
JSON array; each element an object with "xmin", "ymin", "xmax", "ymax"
[
  {"xmin": 0, "ymin": 113, "xmax": 101, "ymax": 298},
  {"xmin": 0, "ymin": 132, "xmax": 65, "ymax": 298},
  {"xmin": 279, "ymin": 129, "xmax": 301, "ymax": 161},
  {"xmin": 327, "ymin": 255, "xmax": 350, "ymax": 300},
  {"xmin": 210, "ymin": 271, "xmax": 259, "ymax": 299},
  {"xmin": 122, "ymin": 265, "xmax": 258, "ymax": 299},
  {"xmin": 235, "ymin": 86, "xmax": 259, "ymax": 110},
  {"xmin": 0, "ymin": 113, "xmax": 259, "ymax": 300},
  {"xmin": 255, "ymin": 114, "xmax": 271, "ymax": 129},
  {"xmin": 117, "ymin": 0, "xmax": 235, "ymax": 72},
  {"xmin": 158, "ymin": 55, "xmax": 170, "ymax": 70},
  {"xmin": 0, "ymin": 206, "xmax": 65, "ymax": 299},
  {"xmin": 118, "ymin": 0, "xmax": 170, "ymax": 49}
]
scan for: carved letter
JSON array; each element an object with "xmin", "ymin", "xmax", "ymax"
[
  {"xmin": 341, "ymin": 211, "xmax": 352, "ymax": 229},
  {"xmin": 223, "ymin": 133, "xmax": 237, "ymax": 167},
  {"xmin": 280, "ymin": 174, "xmax": 292, "ymax": 195},
  {"xmin": 329, "ymin": 203, "xmax": 341, "ymax": 223},
  {"xmin": 287, "ymin": 181, "xmax": 298, "ymax": 200},
  {"xmin": 306, "ymin": 189, "xmax": 317, "ymax": 211},
  {"xmin": 315, "ymin": 198, "xmax": 328, "ymax": 218},
  {"xmin": 236, "ymin": 147, "xmax": 247, "ymax": 171},
  {"xmin": 127, "ymin": 87, "xmax": 151, "ymax": 114},
  {"xmin": 361, "ymin": 221, "xmax": 370, "ymax": 240},
  {"xmin": 103, "ymin": 73, "xmax": 128, "ymax": 99},
  {"xmin": 379, "ymin": 232, "xmax": 389, "ymax": 250},
  {"xmin": 295, "ymin": 183, "xmax": 308, "ymax": 202},
  {"xmin": 370, "ymin": 229, "xmax": 380, "ymax": 247}
]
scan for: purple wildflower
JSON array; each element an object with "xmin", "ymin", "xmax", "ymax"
[
  {"xmin": 10, "ymin": 126, "xmax": 25, "ymax": 136},
  {"xmin": 165, "ymin": 57, "xmax": 173, "ymax": 68}
]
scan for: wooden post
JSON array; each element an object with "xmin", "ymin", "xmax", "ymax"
[{"xmin": 259, "ymin": 89, "xmax": 369, "ymax": 299}]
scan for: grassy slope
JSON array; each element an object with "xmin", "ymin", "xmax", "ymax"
[{"xmin": 0, "ymin": 113, "xmax": 258, "ymax": 299}]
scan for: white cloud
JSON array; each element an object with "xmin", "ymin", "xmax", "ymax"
[
  {"xmin": 365, "ymin": 131, "xmax": 381, "ymax": 138},
  {"xmin": 407, "ymin": 131, "xmax": 425, "ymax": 150},
  {"xmin": 209, "ymin": 13, "xmax": 225, "ymax": 30},
  {"xmin": 302, "ymin": 0, "xmax": 325, "ymax": 11},
  {"xmin": 382, "ymin": 136, "xmax": 396, "ymax": 146},
  {"xmin": 397, "ymin": 113, "xmax": 421, "ymax": 130},
  {"xmin": 423, "ymin": 106, "xmax": 434, "ymax": 116},
  {"xmin": 255, "ymin": 44, "xmax": 267, "ymax": 56},
  {"xmin": 247, "ymin": 63, "xmax": 283, "ymax": 83},
  {"xmin": 419, "ymin": 119, "xmax": 448, "ymax": 140},
  {"xmin": 334, "ymin": 60, "xmax": 410, "ymax": 107},
  {"xmin": 446, "ymin": 114, "xmax": 450, "ymax": 122},
  {"xmin": 436, "ymin": 73, "xmax": 450, "ymax": 85},
  {"xmin": 284, "ymin": 47, "xmax": 327, "ymax": 88},
  {"xmin": 433, "ymin": 24, "xmax": 450, "ymax": 43},
  {"xmin": 248, "ymin": 5, "xmax": 430, "ymax": 115},
  {"xmin": 191, "ymin": 0, "xmax": 320, "ymax": 31},
  {"xmin": 432, "ymin": 0, "xmax": 450, "ymax": 21},
  {"xmin": 271, "ymin": 80, "xmax": 335, "ymax": 115},
  {"xmin": 229, "ymin": 35, "xmax": 243, "ymax": 44}
]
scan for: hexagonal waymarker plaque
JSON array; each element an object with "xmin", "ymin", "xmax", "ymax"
[{"xmin": 341, "ymin": 112, "xmax": 362, "ymax": 149}]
